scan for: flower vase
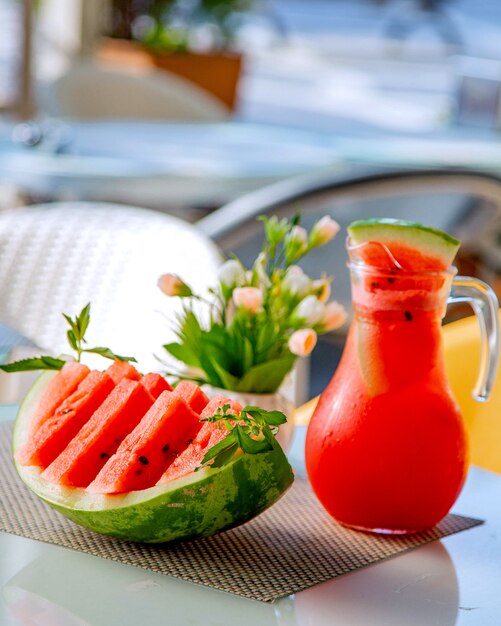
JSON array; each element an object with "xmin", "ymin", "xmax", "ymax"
[{"xmin": 202, "ymin": 385, "xmax": 296, "ymax": 452}]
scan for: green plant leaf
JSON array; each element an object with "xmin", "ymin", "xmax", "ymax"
[
  {"xmin": 163, "ymin": 342, "xmax": 200, "ymax": 368},
  {"xmin": 235, "ymin": 355, "xmax": 295, "ymax": 393},
  {"xmin": 207, "ymin": 357, "xmax": 240, "ymax": 390},
  {"xmin": 83, "ymin": 347, "xmax": 137, "ymax": 363},
  {"xmin": 241, "ymin": 336, "xmax": 254, "ymax": 373},
  {"xmin": 0, "ymin": 356, "xmax": 65, "ymax": 372}
]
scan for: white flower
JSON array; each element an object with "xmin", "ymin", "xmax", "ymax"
[
  {"xmin": 283, "ymin": 265, "xmax": 311, "ymax": 296},
  {"xmin": 233, "ymin": 287, "xmax": 263, "ymax": 314},
  {"xmin": 253, "ymin": 252, "xmax": 271, "ymax": 288},
  {"xmin": 288, "ymin": 329, "xmax": 318, "ymax": 357},
  {"xmin": 218, "ymin": 259, "xmax": 245, "ymax": 288},
  {"xmin": 312, "ymin": 278, "xmax": 331, "ymax": 303},
  {"xmin": 321, "ymin": 301, "xmax": 347, "ymax": 331},
  {"xmin": 293, "ymin": 295, "xmax": 325, "ymax": 326},
  {"xmin": 310, "ymin": 216, "xmax": 340, "ymax": 247},
  {"xmin": 285, "ymin": 225, "xmax": 309, "ymax": 262},
  {"xmin": 157, "ymin": 273, "xmax": 192, "ymax": 297}
]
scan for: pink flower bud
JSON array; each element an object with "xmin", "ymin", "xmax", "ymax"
[
  {"xmin": 310, "ymin": 216, "xmax": 340, "ymax": 246},
  {"xmin": 288, "ymin": 329, "xmax": 318, "ymax": 357},
  {"xmin": 157, "ymin": 273, "xmax": 192, "ymax": 297},
  {"xmin": 233, "ymin": 287, "xmax": 263, "ymax": 314},
  {"xmin": 322, "ymin": 301, "xmax": 347, "ymax": 331}
]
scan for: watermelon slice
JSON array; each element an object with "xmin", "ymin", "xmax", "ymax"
[
  {"xmin": 348, "ymin": 218, "xmax": 460, "ymax": 271},
  {"xmin": 16, "ymin": 371, "xmax": 115, "ymax": 468},
  {"xmin": 173, "ymin": 380, "xmax": 209, "ymax": 413},
  {"xmin": 13, "ymin": 371, "xmax": 293, "ymax": 543},
  {"xmin": 88, "ymin": 392, "xmax": 202, "ymax": 494},
  {"xmin": 41, "ymin": 379, "xmax": 154, "ymax": 487},
  {"xmin": 140, "ymin": 372, "xmax": 172, "ymax": 397},
  {"xmin": 25, "ymin": 361, "xmax": 90, "ymax": 437},
  {"xmin": 158, "ymin": 396, "xmax": 242, "ymax": 483},
  {"xmin": 106, "ymin": 361, "xmax": 141, "ymax": 383}
]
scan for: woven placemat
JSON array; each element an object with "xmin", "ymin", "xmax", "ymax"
[{"xmin": 0, "ymin": 423, "xmax": 482, "ymax": 603}]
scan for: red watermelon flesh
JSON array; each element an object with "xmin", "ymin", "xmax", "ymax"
[
  {"xmin": 17, "ymin": 371, "xmax": 115, "ymax": 468},
  {"xmin": 353, "ymin": 240, "xmax": 446, "ymax": 272},
  {"xmin": 173, "ymin": 380, "xmax": 209, "ymax": 413},
  {"xmin": 41, "ymin": 379, "xmax": 155, "ymax": 487},
  {"xmin": 106, "ymin": 360, "xmax": 141, "ymax": 383},
  {"xmin": 24, "ymin": 361, "xmax": 90, "ymax": 438},
  {"xmin": 159, "ymin": 396, "xmax": 242, "ymax": 483},
  {"xmin": 141, "ymin": 372, "xmax": 172, "ymax": 398},
  {"xmin": 87, "ymin": 392, "xmax": 202, "ymax": 494}
]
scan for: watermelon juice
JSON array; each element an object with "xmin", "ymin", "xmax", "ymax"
[{"xmin": 305, "ymin": 258, "xmax": 469, "ymax": 533}]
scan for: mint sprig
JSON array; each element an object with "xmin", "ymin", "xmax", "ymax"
[
  {"xmin": 198, "ymin": 404, "xmax": 287, "ymax": 470},
  {"xmin": 0, "ymin": 356, "xmax": 66, "ymax": 372},
  {"xmin": 0, "ymin": 303, "xmax": 136, "ymax": 373}
]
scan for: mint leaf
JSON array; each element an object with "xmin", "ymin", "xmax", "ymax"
[
  {"xmin": 83, "ymin": 347, "xmax": 137, "ymax": 363},
  {"xmin": 198, "ymin": 403, "xmax": 287, "ymax": 470},
  {"xmin": 67, "ymin": 329, "xmax": 78, "ymax": 351},
  {"xmin": 77, "ymin": 303, "xmax": 91, "ymax": 339},
  {"xmin": 0, "ymin": 356, "xmax": 65, "ymax": 372},
  {"xmin": 243, "ymin": 406, "xmax": 287, "ymax": 426},
  {"xmin": 200, "ymin": 432, "xmax": 237, "ymax": 465},
  {"xmin": 204, "ymin": 443, "xmax": 239, "ymax": 469},
  {"xmin": 234, "ymin": 425, "xmax": 272, "ymax": 454},
  {"xmin": 63, "ymin": 314, "xmax": 80, "ymax": 341}
]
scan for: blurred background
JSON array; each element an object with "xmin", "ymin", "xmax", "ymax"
[
  {"xmin": 1, "ymin": 0, "xmax": 501, "ymax": 399},
  {"xmin": 1, "ymin": 0, "xmax": 501, "ymax": 214}
]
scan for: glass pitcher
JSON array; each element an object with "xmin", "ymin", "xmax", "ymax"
[{"xmin": 305, "ymin": 240, "xmax": 499, "ymax": 534}]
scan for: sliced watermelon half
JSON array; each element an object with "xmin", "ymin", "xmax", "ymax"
[
  {"xmin": 13, "ymin": 371, "xmax": 293, "ymax": 544},
  {"xmin": 347, "ymin": 218, "xmax": 461, "ymax": 272}
]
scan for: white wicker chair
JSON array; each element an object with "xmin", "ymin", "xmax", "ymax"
[{"xmin": 0, "ymin": 201, "xmax": 221, "ymax": 400}]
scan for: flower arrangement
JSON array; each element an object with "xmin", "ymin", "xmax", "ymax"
[{"xmin": 158, "ymin": 215, "xmax": 346, "ymax": 394}]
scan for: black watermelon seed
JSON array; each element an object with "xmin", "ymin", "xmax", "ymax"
[
  {"xmin": 404, "ymin": 311, "xmax": 413, "ymax": 321},
  {"xmin": 134, "ymin": 469, "xmax": 142, "ymax": 476},
  {"xmin": 186, "ymin": 439, "xmax": 193, "ymax": 446},
  {"xmin": 100, "ymin": 452, "xmax": 110, "ymax": 460},
  {"xmin": 162, "ymin": 444, "xmax": 170, "ymax": 453},
  {"xmin": 139, "ymin": 455, "xmax": 149, "ymax": 465},
  {"xmin": 371, "ymin": 281, "xmax": 380, "ymax": 289},
  {"xmin": 388, "ymin": 277, "xmax": 396, "ymax": 284}
]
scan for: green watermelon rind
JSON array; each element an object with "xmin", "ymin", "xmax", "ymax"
[
  {"xmin": 348, "ymin": 218, "xmax": 461, "ymax": 267},
  {"xmin": 12, "ymin": 371, "xmax": 294, "ymax": 544}
]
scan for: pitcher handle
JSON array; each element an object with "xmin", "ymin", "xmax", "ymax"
[{"xmin": 449, "ymin": 276, "xmax": 500, "ymax": 402}]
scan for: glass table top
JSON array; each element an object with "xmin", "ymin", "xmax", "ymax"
[{"xmin": 1, "ymin": 404, "xmax": 501, "ymax": 625}]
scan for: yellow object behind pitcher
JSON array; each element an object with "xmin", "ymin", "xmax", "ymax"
[{"xmin": 442, "ymin": 312, "xmax": 501, "ymax": 474}]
